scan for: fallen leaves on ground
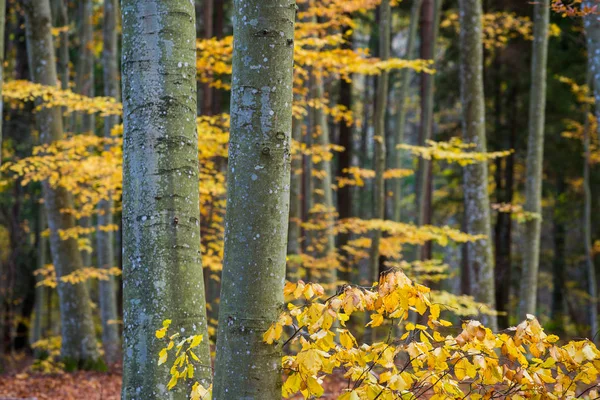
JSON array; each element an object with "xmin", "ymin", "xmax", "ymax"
[{"xmin": 0, "ymin": 371, "xmax": 121, "ymax": 400}]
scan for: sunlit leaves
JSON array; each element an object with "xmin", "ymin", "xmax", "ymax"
[
  {"xmin": 258, "ymin": 273, "xmax": 600, "ymax": 399},
  {"xmin": 155, "ymin": 324, "xmax": 209, "ymax": 396},
  {"xmin": 398, "ymin": 137, "xmax": 513, "ymax": 166}
]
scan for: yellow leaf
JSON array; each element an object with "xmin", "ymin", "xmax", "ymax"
[
  {"xmin": 156, "ymin": 327, "xmax": 167, "ymax": 339},
  {"xmin": 190, "ymin": 335, "xmax": 203, "ymax": 349},
  {"xmin": 306, "ymin": 375, "xmax": 324, "ymax": 397},
  {"xmin": 158, "ymin": 348, "xmax": 168, "ymax": 365}
]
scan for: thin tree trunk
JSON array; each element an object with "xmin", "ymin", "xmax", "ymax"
[
  {"xmin": 287, "ymin": 114, "xmax": 303, "ymax": 282},
  {"xmin": 392, "ymin": 0, "xmax": 422, "ymax": 224},
  {"xmin": 213, "ymin": 1, "xmax": 296, "ymax": 397},
  {"xmin": 97, "ymin": 0, "xmax": 120, "ymax": 366},
  {"xmin": 520, "ymin": 0, "xmax": 550, "ymax": 319},
  {"xmin": 121, "ymin": 0, "xmax": 211, "ymax": 397},
  {"xmin": 337, "ymin": 28, "xmax": 354, "ymax": 283},
  {"xmin": 313, "ymin": 77, "xmax": 337, "ymax": 292},
  {"xmin": 494, "ymin": 87, "xmax": 517, "ymax": 329},
  {"xmin": 583, "ymin": 72, "xmax": 598, "ymax": 339},
  {"xmin": 202, "ymin": 0, "xmax": 214, "ymax": 116},
  {"xmin": 32, "ymin": 207, "xmax": 47, "ymax": 352},
  {"xmin": 458, "ymin": 0, "xmax": 497, "ymax": 331},
  {"xmin": 73, "ymin": 0, "xmax": 95, "ymax": 268},
  {"xmin": 584, "ymin": 0, "xmax": 600, "ymax": 142},
  {"xmin": 22, "ymin": 0, "xmax": 101, "ymax": 369},
  {"xmin": 369, "ymin": 0, "xmax": 390, "ymax": 286},
  {"xmin": 52, "ymin": 0, "xmax": 68, "ymax": 91},
  {"xmin": 551, "ymin": 176, "xmax": 566, "ymax": 333},
  {"xmin": 415, "ymin": 0, "xmax": 442, "ymax": 260}
]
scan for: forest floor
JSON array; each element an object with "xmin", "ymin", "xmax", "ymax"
[
  {"xmin": 0, "ymin": 358, "xmax": 355, "ymax": 399},
  {"xmin": 0, "ymin": 371, "xmax": 352, "ymax": 399}
]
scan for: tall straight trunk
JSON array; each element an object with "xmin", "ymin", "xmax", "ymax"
[
  {"xmin": 583, "ymin": 70, "xmax": 598, "ymax": 339},
  {"xmin": 520, "ymin": 0, "xmax": 550, "ymax": 319},
  {"xmin": 494, "ymin": 88, "xmax": 516, "ymax": 329},
  {"xmin": 415, "ymin": 0, "xmax": 441, "ymax": 260},
  {"xmin": 22, "ymin": 0, "xmax": 101, "ymax": 369},
  {"xmin": 392, "ymin": 0, "xmax": 422, "ymax": 223},
  {"xmin": 369, "ymin": 0, "xmax": 390, "ymax": 285},
  {"xmin": 287, "ymin": 114, "xmax": 303, "ymax": 281},
  {"xmin": 0, "ymin": 0, "xmax": 5, "ymax": 166},
  {"xmin": 52, "ymin": 0, "xmax": 68, "ymax": 90},
  {"xmin": 32, "ymin": 207, "xmax": 47, "ymax": 350},
  {"xmin": 337, "ymin": 29, "xmax": 354, "ymax": 283},
  {"xmin": 202, "ymin": 0, "xmax": 214, "ymax": 115},
  {"xmin": 458, "ymin": 0, "xmax": 497, "ymax": 331},
  {"xmin": 584, "ymin": 0, "xmax": 600, "ymax": 141},
  {"xmin": 213, "ymin": 1, "xmax": 296, "ymax": 397},
  {"xmin": 303, "ymin": 89, "xmax": 315, "ymax": 282},
  {"xmin": 121, "ymin": 1, "xmax": 211, "ymax": 397},
  {"xmin": 551, "ymin": 175, "xmax": 566, "ymax": 332},
  {"xmin": 313, "ymin": 78, "xmax": 337, "ymax": 292},
  {"xmin": 74, "ymin": 0, "xmax": 95, "ymax": 268},
  {"xmin": 97, "ymin": 0, "xmax": 120, "ymax": 366}
]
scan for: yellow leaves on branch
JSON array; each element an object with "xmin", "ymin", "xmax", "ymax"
[
  {"xmin": 155, "ymin": 320, "xmax": 212, "ymax": 397},
  {"xmin": 3, "ymin": 80, "xmax": 122, "ymax": 116},
  {"xmin": 552, "ymin": 0, "xmax": 598, "ymax": 17},
  {"xmin": 336, "ymin": 218, "xmax": 486, "ymax": 246},
  {"xmin": 257, "ymin": 273, "xmax": 600, "ymax": 399},
  {"xmin": 34, "ymin": 264, "xmax": 122, "ymax": 288},
  {"xmin": 336, "ymin": 167, "xmax": 413, "ymax": 189},
  {"xmin": 195, "ymin": 0, "xmax": 433, "ymax": 123},
  {"xmin": 492, "ymin": 202, "xmax": 542, "ymax": 223},
  {"xmin": 441, "ymin": 11, "xmax": 561, "ymax": 50},
  {"xmin": 398, "ymin": 137, "xmax": 513, "ymax": 166}
]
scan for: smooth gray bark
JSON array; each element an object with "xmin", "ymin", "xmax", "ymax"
[
  {"xmin": 98, "ymin": 0, "xmax": 120, "ymax": 366},
  {"xmin": 73, "ymin": 0, "xmax": 95, "ymax": 268},
  {"xmin": 51, "ymin": 0, "xmax": 68, "ymax": 91},
  {"xmin": 23, "ymin": 0, "xmax": 101, "ymax": 368},
  {"xmin": 458, "ymin": 0, "xmax": 497, "ymax": 331},
  {"xmin": 286, "ymin": 114, "xmax": 303, "ymax": 281},
  {"xmin": 313, "ymin": 78, "xmax": 337, "ymax": 291},
  {"xmin": 584, "ymin": 101, "xmax": 598, "ymax": 340},
  {"xmin": 121, "ymin": 0, "xmax": 211, "ymax": 397},
  {"xmin": 213, "ymin": 1, "xmax": 296, "ymax": 398},
  {"xmin": 369, "ymin": 0, "xmax": 391, "ymax": 285},
  {"xmin": 391, "ymin": 0, "xmax": 422, "ymax": 223},
  {"xmin": 32, "ymin": 208, "xmax": 48, "ymax": 350},
  {"xmin": 519, "ymin": 0, "xmax": 550, "ymax": 319},
  {"xmin": 415, "ymin": 0, "xmax": 442, "ymax": 261}
]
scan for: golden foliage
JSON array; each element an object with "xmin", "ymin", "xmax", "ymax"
[
  {"xmin": 441, "ymin": 11, "xmax": 561, "ymax": 49},
  {"xmin": 398, "ymin": 138, "xmax": 513, "ymax": 166}
]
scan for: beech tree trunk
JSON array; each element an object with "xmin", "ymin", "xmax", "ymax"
[
  {"xmin": 287, "ymin": 113, "xmax": 302, "ymax": 281},
  {"xmin": 369, "ymin": 0, "xmax": 390, "ymax": 285},
  {"xmin": 32, "ymin": 208, "xmax": 47, "ymax": 350},
  {"xmin": 23, "ymin": 0, "xmax": 101, "ymax": 369},
  {"xmin": 52, "ymin": 0, "xmax": 68, "ymax": 91},
  {"xmin": 520, "ymin": 0, "xmax": 550, "ymax": 319},
  {"xmin": 458, "ymin": 0, "xmax": 497, "ymax": 331},
  {"xmin": 213, "ymin": 1, "xmax": 296, "ymax": 397},
  {"xmin": 391, "ymin": 0, "xmax": 422, "ymax": 223},
  {"xmin": 312, "ymin": 78, "xmax": 337, "ymax": 291},
  {"xmin": 97, "ymin": 0, "xmax": 120, "ymax": 365},
  {"xmin": 121, "ymin": 0, "xmax": 211, "ymax": 397},
  {"xmin": 415, "ymin": 0, "xmax": 441, "ymax": 260}
]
